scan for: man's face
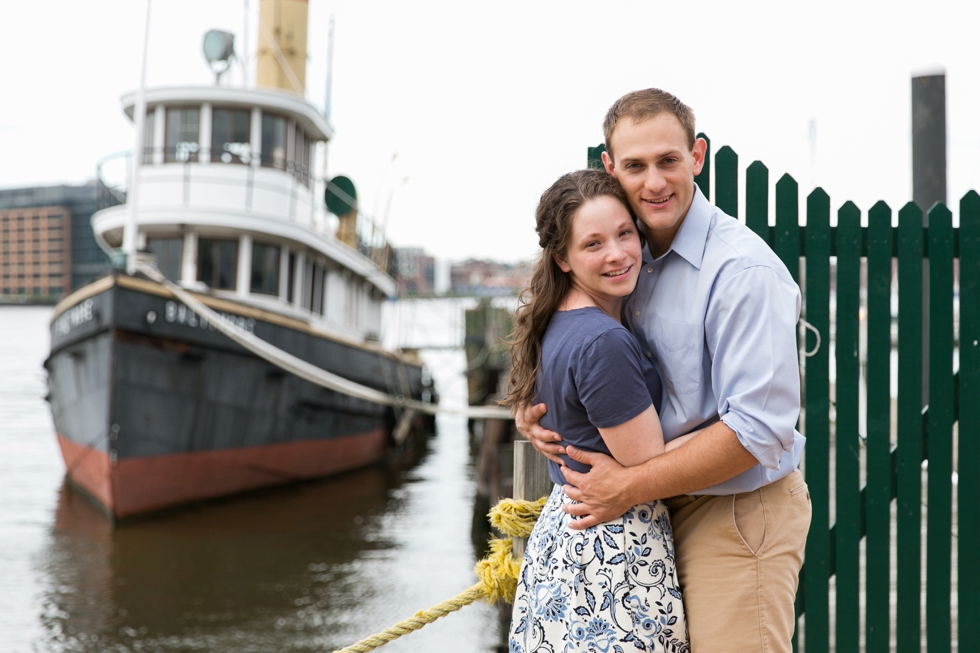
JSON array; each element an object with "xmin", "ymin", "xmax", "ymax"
[{"xmin": 601, "ymin": 113, "xmax": 706, "ymax": 256}]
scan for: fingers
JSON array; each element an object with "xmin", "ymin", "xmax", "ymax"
[
  {"xmin": 567, "ymin": 515, "xmax": 600, "ymax": 530},
  {"xmin": 532, "ymin": 441, "xmax": 565, "ymax": 465},
  {"xmin": 561, "ymin": 480, "xmax": 583, "ymax": 500},
  {"xmin": 529, "ymin": 425, "xmax": 563, "ymax": 443},
  {"xmin": 515, "ymin": 402, "xmax": 548, "ymax": 431},
  {"xmin": 563, "ymin": 444, "xmax": 603, "ymax": 465},
  {"xmin": 528, "ymin": 402, "xmax": 548, "ymax": 419}
]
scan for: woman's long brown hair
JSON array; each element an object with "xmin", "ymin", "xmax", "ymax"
[{"xmin": 501, "ymin": 169, "xmax": 634, "ymax": 409}]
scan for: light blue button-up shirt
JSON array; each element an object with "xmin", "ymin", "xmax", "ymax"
[{"xmin": 624, "ymin": 185, "xmax": 805, "ymax": 495}]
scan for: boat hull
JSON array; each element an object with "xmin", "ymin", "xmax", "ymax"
[{"xmin": 46, "ymin": 274, "xmax": 434, "ymax": 519}]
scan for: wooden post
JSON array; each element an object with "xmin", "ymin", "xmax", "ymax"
[{"xmin": 512, "ymin": 440, "xmax": 552, "ymax": 560}]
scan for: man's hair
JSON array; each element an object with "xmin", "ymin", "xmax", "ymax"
[{"xmin": 602, "ymin": 88, "xmax": 696, "ymax": 158}]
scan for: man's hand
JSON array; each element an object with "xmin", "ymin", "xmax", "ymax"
[
  {"xmin": 560, "ymin": 445, "xmax": 638, "ymax": 529},
  {"xmin": 514, "ymin": 402, "xmax": 565, "ymax": 464}
]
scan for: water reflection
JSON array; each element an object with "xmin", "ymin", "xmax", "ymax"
[
  {"xmin": 3, "ymin": 306, "xmax": 503, "ymax": 652},
  {"xmin": 42, "ymin": 465, "xmax": 399, "ymax": 651},
  {"xmin": 37, "ymin": 433, "xmax": 498, "ymax": 653}
]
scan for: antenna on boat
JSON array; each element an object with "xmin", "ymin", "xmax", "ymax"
[
  {"xmin": 203, "ymin": 29, "xmax": 237, "ymax": 85},
  {"xmin": 324, "ymin": 14, "xmax": 334, "ymax": 122},
  {"xmin": 121, "ymin": 0, "xmax": 153, "ymax": 275}
]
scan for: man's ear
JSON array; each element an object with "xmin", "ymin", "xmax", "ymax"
[
  {"xmin": 691, "ymin": 137, "xmax": 707, "ymax": 176},
  {"xmin": 553, "ymin": 251, "xmax": 571, "ymax": 273},
  {"xmin": 601, "ymin": 150, "xmax": 615, "ymax": 175}
]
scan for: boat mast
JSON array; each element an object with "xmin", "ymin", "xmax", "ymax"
[
  {"xmin": 122, "ymin": 0, "xmax": 153, "ymax": 274},
  {"xmin": 324, "ymin": 14, "xmax": 334, "ymax": 122}
]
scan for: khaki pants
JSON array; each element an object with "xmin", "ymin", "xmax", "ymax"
[{"xmin": 667, "ymin": 469, "xmax": 811, "ymax": 653}]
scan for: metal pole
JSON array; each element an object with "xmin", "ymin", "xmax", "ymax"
[
  {"xmin": 911, "ymin": 71, "xmax": 947, "ymax": 405},
  {"xmin": 123, "ymin": 0, "xmax": 153, "ymax": 274},
  {"xmin": 324, "ymin": 14, "xmax": 334, "ymax": 122}
]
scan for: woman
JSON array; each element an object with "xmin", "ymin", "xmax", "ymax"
[{"xmin": 502, "ymin": 170, "xmax": 690, "ymax": 653}]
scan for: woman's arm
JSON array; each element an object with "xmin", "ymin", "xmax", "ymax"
[{"xmin": 597, "ymin": 404, "xmax": 664, "ymax": 467}]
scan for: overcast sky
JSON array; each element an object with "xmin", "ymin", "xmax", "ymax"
[{"xmin": 1, "ymin": 0, "xmax": 978, "ymax": 263}]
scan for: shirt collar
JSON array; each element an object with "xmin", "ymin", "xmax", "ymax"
[{"xmin": 660, "ymin": 184, "xmax": 711, "ymax": 270}]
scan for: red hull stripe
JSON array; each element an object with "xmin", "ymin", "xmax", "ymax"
[{"xmin": 56, "ymin": 431, "xmax": 388, "ymax": 518}]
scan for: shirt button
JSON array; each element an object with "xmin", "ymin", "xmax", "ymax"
[
  {"xmin": 647, "ymin": 267, "xmax": 653, "ymax": 273},
  {"xmin": 646, "ymin": 351, "xmax": 652, "ymax": 359},
  {"xmin": 635, "ymin": 311, "xmax": 640, "ymax": 317}
]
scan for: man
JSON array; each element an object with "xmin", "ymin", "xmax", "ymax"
[{"xmin": 518, "ymin": 88, "xmax": 811, "ymax": 652}]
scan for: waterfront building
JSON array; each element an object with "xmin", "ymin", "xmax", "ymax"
[
  {"xmin": 0, "ymin": 183, "xmax": 110, "ymax": 301},
  {"xmin": 395, "ymin": 247, "xmax": 436, "ymax": 295},
  {"xmin": 450, "ymin": 258, "xmax": 530, "ymax": 296}
]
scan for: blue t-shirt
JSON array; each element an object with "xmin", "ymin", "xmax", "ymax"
[{"xmin": 535, "ymin": 306, "xmax": 662, "ymax": 485}]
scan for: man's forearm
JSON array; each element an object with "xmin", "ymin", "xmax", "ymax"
[{"xmin": 622, "ymin": 421, "xmax": 758, "ymax": 503}]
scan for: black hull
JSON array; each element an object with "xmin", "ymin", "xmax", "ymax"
[{"xmin": 45, "ymin": 274, "xmax": 435, "ymax": 518}]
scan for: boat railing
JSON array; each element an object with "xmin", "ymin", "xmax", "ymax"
[{"xmin": 95, "ymin": 149, "xmax": 396, "ymax": 277}]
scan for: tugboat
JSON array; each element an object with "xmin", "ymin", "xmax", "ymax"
[{"xmin": 44, "ymin": 1, "xmax": 436, "ymax": 519}]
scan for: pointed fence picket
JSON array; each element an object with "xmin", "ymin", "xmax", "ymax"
[{"xmin": 587, "ymin": 135, "xmax": 979, "ymax": 652}]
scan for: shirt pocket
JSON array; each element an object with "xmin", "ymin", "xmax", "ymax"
[{"xmin": 654, "ymin": 316, "xmax": 702, "ymax": 396}]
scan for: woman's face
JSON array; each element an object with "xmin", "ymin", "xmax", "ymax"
[{"xmin": 555, "ymin": 195, "xmax": 642, "ymax": 310}]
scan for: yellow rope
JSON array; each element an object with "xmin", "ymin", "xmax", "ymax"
[
  {"xmin": 330, "ymin": 497, "xmax": 546, "ymax": 653},
  {"xmin": 489, "ymin": 496, "xmax": 548, "ymax": 537}
]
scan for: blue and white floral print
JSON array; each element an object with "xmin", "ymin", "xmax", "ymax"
[{"xmin": 509, "ymin": 485, "xmax": 689, "ymax": 653}]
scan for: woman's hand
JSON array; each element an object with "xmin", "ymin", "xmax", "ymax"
[
  {"xmin": 515, "ymin": 402, "xmax": 565, "ymax": 464},
  {"xmin": 560, "ymin": 445, "xmax": 639, "ymax": 529}
]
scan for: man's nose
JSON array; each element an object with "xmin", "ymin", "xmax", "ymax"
[{"xmin": 644, "ymin": 168, "xmax": 666, "ymax": 193}]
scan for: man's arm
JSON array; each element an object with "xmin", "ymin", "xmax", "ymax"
[
  {"xmin": 560, "ymin": 420, "xmax": 757, "ymax": 529},
  {"xmin": 514, "ymin": 402, "xmax": 565, "ymax": 464}
]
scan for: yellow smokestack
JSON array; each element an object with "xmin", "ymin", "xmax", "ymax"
[{"xmin": 256, "ymin": 0, "xmax": 308, "ymax": 94}]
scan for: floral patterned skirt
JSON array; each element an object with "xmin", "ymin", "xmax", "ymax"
[{"xmin": 509, "ymin": 484, "xmax": 689, "ymax": 653}]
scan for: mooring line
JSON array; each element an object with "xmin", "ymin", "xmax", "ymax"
[
  {"xmin": 329, "ymin": 496, "xmax": 547, "ymax": 653},
  {"xmin": 132, "ymin": 260, "xmax": 513, "ymax": 421}
]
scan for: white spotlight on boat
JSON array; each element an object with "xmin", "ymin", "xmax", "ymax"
[{"xmin": 203, "ymin": 29, "xmax": 236, "ymax": 83}]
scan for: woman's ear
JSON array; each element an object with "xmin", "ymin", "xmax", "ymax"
[{"xmin": 553, "ymin": 251, "xmax": 571, "ymax": 273}]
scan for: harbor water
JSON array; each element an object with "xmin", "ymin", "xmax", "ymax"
[{"xmin": 0, "ymin": 303, "xmax": 503, "ymax": 653}]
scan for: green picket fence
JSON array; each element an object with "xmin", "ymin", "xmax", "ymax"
[{"xmin": 589, "ymin": 136, "xmax": 980, "ymax": 652}]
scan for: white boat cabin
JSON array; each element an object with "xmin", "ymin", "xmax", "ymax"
[{"xmin": 91, "ymin": 85, "xmax": 392, "ymax": 343}]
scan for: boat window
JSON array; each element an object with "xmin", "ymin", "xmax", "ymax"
[
  {"xmin": 197, "ymin": 238, "xmax": 238, "ymax": 290},
  {"xmin": 147, "ymin": 237, "xmax": 183, "ymax": 282},
  {"xmin": 287, "ymin": 251, "xmax": 296, "ymax": 303},
  {"xmin": 261, "ymin": 114, "xmax": 288, "ymax": 171},
  {"xmin": 143, "ymin": 109, "xmax": 156, "ymax": 164},
  {"xmin": 310, "ymin": 262, "xmax": 324, "ymax": 315},
  {"xmin": 293, "ymin": 125, "xmax": 311, "ymax": 187},
  {"xmin": 211, "ymin": 108, "xmax": 251, "ymax": 165},
  {"xmin": 165, "ymin": 107, "xmax": 200, "ymax": 163},
  {"xmin": 301, "ymin": 259, "xmax": 314, "ymax": 310},
  {"xmin": 250, "ymin": 242, "xmax": 280, "ymax": 296}
]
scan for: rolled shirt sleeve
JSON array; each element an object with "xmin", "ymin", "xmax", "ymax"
[{"xmin": 707, "ymin": 265, "xmax": 802, "ymax": 470}]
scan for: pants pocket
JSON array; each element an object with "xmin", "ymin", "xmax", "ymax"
[{"xmin": 732, "ymin": 489, "xmax": 767, "ymax": 556}]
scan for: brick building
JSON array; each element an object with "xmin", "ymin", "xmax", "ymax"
[
  {"xmin": 395, "ymin": 247, "xmax": 436, "ymax": 295},
  {"xmin": 0, "ymin": 183, "xmax": 110, "ymax": 301}
]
